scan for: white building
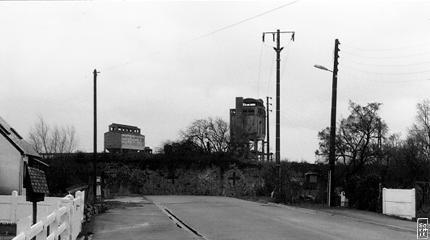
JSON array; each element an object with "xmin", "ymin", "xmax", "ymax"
[{"xmin": 0, "ymin": 116, "xmax": 45, "ymax": 195}]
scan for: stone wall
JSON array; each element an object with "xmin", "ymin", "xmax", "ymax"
[{"xmin": 104, "ymin": 166, "xmax": 264, "ymax": 197}]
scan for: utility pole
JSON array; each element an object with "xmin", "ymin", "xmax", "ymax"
[
  {"xmin": 378, "ymin": 118, "xmax": 382, "ymax": 163},
  {"xmin": 263, "ymin": 29, "xmax": 294, "ymax": 200},
  {"xmin": 328, "ymin": 39, "xmax": 340, "ymax": 207},
  {"xmin": 93, "ymin": 69, "xmax": 99, "ymax": 203},
  {"xmin": 266, "ymin": 96, "xmax": 272, "ymax": 161}
]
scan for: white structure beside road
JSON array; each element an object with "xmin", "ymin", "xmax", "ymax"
[{"xmin": 382, "ymin": 188, "xmax": 415, "ymax": 220}]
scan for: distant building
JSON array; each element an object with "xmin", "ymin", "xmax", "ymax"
[
  {"xmin": 0, "ymin": 116, "xmax": 46, "ymax": 195},
  {"xmin": 230, "ymin": 97, "xmax": 266, "ymax": 160},
  {"xmin": 104, "ymin": 123, "xmax": 145, "ymax": 153}
]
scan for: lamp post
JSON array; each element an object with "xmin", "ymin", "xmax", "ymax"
[
  {"xmin": 314, "ymin": 63, "xmax": 336, "ymax": 207},
  {"xmin": 314, "ymin": 38, "xmax": 340, "ymax": 208},
  {"xmin": 93, "ymin": 69, "xmax": 99, "ymax": 203}
]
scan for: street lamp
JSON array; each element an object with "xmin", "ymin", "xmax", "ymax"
[
  {"xmin": 314, "ymin": 64, "xmax": 333, "ymax": 72},
  {"xmin": 314, "ymin": 62, "xmax": 337, "ymax": 207}
]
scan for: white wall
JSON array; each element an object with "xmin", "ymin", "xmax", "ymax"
[
  {"xmin": 0, "ymin": 136, "xmax": 22, "ymax": 195},
  {"xmin": 382, "ymin": 188, "xmax": 415, "ymax": 220}
]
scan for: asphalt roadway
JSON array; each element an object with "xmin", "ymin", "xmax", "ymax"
[{"xmin": 91, "ymin": 195, "xmax": 417, "ymax": 240}]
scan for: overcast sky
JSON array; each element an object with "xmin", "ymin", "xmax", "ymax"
[{"xmin": 1, "ymin": 0, "xmax": 430, "ymax": 162}]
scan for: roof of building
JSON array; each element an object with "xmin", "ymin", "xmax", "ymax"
[
  {"xmin": 109, "ymin": 123, "xmax": 140, "ymax": 130},
  {"xmin": 243, "ymin": 98, "xmax": 264, "ymax": 106},
  {"xmin": 0, "ymin": 116, "xmax": 41, "ymax": 158}
]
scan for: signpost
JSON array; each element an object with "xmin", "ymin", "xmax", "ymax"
[{"xmin": 25, "ymin": 166, "xmax": 49, "ymax": 225}]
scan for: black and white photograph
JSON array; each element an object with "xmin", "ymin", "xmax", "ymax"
[{"xmin": 0, "ymin": 0, "xmax": 429, "ymax": 239}]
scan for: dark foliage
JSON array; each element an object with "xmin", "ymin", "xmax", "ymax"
[{"xmin": 344, "ymin": 174, "xmax": 381, "ymax": 211}]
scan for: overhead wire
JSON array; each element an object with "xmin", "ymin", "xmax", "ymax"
[
  {"xmin": 343, "ymin": 58, "xmax": 430, "ymax": 67},
  {"xmin": 97, "ymin": 1, "xmax": 301, "ymax": 75},
  {"xmin": 191, "ymin": 0, "xmax": 301, "ymax": 41},
  {"xmin": 342, "ymin": 42, "xmax": 430, "ymax": 52},
  {"xmin": 339, "ymin": 41, "xmax": 430, "ymax": 83},
  {"xmin": 266, "ymin": 56, "xmax": 275, "ymax": 97},
  {"xmin": 341, "ymin": 49, "xmax": 430, "ymax": 59},
  {"xmin": 256, "ymin": 42, "xmax": 264, "ymax": 98},
  {"xmin": 341, "ymin": 63, "xmax": 430, "ymax": 76}
]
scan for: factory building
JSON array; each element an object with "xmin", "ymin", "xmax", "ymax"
[
  {"xmin": 104, "ymin": 123, "xmax": 145, "ymax": 153},
  {"xmin": 230, "ymin": 97, "xmax": 266, "ymax": 160}
]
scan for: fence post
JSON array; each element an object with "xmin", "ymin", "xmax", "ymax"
[
  {"xmin": 67, "ymin": 194, "xmax": 75, "ymax": 240},
  {"xmin": 60, "ymin": 195, "xmax": 73, "ymax": 240},
  {"xmin": 53, "ymin": 201, "xmax": 61, "ymax": 240},
  {"xmin": 74, "ymin": 191, "xmax": 84, "ymax": 236},
  {"xmin": 16, "ymin": 215, "xmax": 32, "ymax": 238},
  {"xmin": 36, "ymin": 216, "xmax": 48, "ymax": 240},
  {"xmin": 412, "ymin": 188, "xmax": 416, "ymax": 219},
  {"xmin": 382, "ymin": 188, "xmax": 386, "ymax": 214},
  {"xmin": 9, "ymin": 190, "xmax": 18, "ymax": 223}
]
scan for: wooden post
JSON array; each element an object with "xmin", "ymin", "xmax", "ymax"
[
  {"xmin": 32, "ymin": 202, "xmax": 37, "ymax": 225},
  {"xmin": 10, "ymin": 190, "xmax": 18, "ymax": 223},
  {"xmin": 40, "ymin": 216, "xmax": 48, "ymax": 240},
  {"xmin": 16, "ymin": 216, "xmax": 32, "ymax": 239},
  {"xmin": 60, "ymin": 195, "xmax": 73, "ymax": 239},
  {"xmin": 54, "ymin": 202, "xmax": 60, "ymax": 240}
]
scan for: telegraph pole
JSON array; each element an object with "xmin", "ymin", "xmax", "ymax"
[
  {"xmin": 266, "ymin": 96, "xmax": 272, "ymax": 161},
  {"xmin": 93, "ymin": 69, "xmax": 99, "ymax": 203},
  {"xmin": 262, "ymin": 29, "xmax": 294, "ymax": 200},
  {"xmin": 328, "ymin": 39, "xmax": 340, "ymax": 207},
  {"xmin": 378, "ymin": 118, "xmax": 382, "ymax": 163}
]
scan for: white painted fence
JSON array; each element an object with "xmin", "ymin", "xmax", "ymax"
[
  {"xmin": 0, "ymin": 191, "xmax": 85, "ymax": 240},
  {"xmin": 382, "ymin": 188, "xmax": 415, "ymax": 220},
  {"xmin": 0, "ymin": 192, "xmax": 64, "ymax": 224}
]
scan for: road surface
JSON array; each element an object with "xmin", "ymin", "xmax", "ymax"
[
  {"xmin": 90, "ymin": 197, "xmax": 194, "ymax": 240},
  {"xmin": 146, "ymin": 195, "xmax": 415, "ymax": 240},
  {"xmin": 91, "ymin": 195, "xmax": 416, "ymax": 240}
]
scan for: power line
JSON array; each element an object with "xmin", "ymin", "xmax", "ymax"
[
  {"xmin": 257, "ymin": 42, "xmax": 264, "ymax": 98},
  {"xmin": 342, "ymin": 49, "xmax": 430, "ymax": 59},
  {"xmin": 100, "ymin": 1, "xmax": 301, "ymax": 73},
  {"xmin": 342, "ymin": 42, "xmax": 430, "ymax": 52},
  {"xmin": 342, "ymin": 64, "xmax": 430, "ymax": 76},
  {"xmin": 192, "ymin": 0, "xmax": 300, "ymax": 40},
  {"xmin": 266, "ymin": 56, "xmax": 275, "ymax": 96},
  {"xmin": 344, "ymin": 58, "xmax": 430, "ymax": 67},
  {"xmin": 344, "ymin": 73, "xmax": 430, "ymax": 84}
]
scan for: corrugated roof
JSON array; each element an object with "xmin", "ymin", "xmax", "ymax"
[{"xmin": 0, "ymin": 116, "xmax": 41, "ymax": 158}]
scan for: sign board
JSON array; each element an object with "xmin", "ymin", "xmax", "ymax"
[{"xmin": 25, "ymin": 166, "xmax": 49, "ymax": 202}]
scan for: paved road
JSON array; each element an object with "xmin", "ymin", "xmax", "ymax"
[
  {"xmin": 146, "ymin": 195, "xmax": 416, "ymax": 240},
  {"xmin": 90, "ymin": 196, "xmax": 196, "ymax": 240}
]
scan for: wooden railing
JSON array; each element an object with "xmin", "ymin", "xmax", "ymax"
[{"xmin": 11, "ymin": 191, "xmax": 85, "ymax": 240}]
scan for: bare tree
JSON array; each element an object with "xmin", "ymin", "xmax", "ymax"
[
  {"xmin": 408, "ymin": 99, "xmax": 430, "ymax": 159},
  {"xmin": 28, "ymin": 117, "xmax": 78, "ymax": 155},
  {"xmin": 181, "ymin": 117, "xmax": 230, "ymax": 153},
  {"xmin": 316, "ymin": 101, "xmax": 387, "ymax": 176}
]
